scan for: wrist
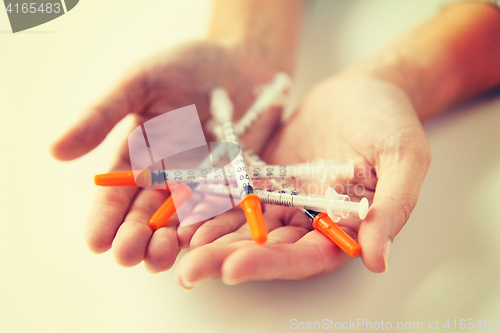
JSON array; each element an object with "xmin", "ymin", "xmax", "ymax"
[
  {"xmin": 344, "ymin": 46, "xmax": 434, "ymax": 121},
  {"xmin": 207, "ymin": 0, "xmax": 307, "ymax": 74},
  {"xmin": 345, "ymin": 1, "xmax": 500, "ymax": 121}
]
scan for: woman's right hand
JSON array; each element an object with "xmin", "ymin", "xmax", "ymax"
[{"xmin": 51, "ymin": 40, "xmax": 283, "ymax": 272}]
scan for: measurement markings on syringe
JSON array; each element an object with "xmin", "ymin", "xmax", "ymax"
[
  {"xmin": 255, "ymin": 188, "xmax": 300, "ymax": 207},
  {"xmin": 151, "ymin": 168, "xmax": 237, "ymax": 185}
]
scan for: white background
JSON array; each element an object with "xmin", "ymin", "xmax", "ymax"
[{"xmin": 1, "ymin": 1, "xmax": 499, "ymax": 332}]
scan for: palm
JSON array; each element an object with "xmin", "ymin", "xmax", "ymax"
[
  {"xmin": 134, "ymin": 41, "xmax": 278, "ymax": 125},
  {"xmin": 51, "ymin": 41, "xmax": 281, "ymax": 272},
  {"xmin": 174, "ymin": 73, "xmax": 431, "ymax": 286}
]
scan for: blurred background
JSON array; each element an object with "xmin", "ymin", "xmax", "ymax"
[{"xmin": 1, "ymin": 1, "xmax": 499, "ymax": 332}]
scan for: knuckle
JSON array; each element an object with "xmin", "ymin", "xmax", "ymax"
[
  {"xmin": 380, "ymin": 196, "xmax": 416, "ymax": 231},
  {"xmin": 379, "ymin": 126, "xmax": 432, "ymax": 176},
  {"xmin": 394, "ymin": 197, "xmax": 415, "ymax": 231},
  {"xmin": 400, "ymin": 200, "xmax": 414, "ymax": 225}
]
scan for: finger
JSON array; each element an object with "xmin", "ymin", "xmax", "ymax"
[
  {"xmin": 175, "ymin": 243, "xmax": 235, "ymax": 290},
  {"xmin": 359, "ymin": 130, "xmax": 431, "ymax": 273},
  {"xmin": 212, "ymin": 205, "xmax": 290, "ymax": 245},
  {"xmin": 144, "ymin": 221, "xmax": 180, "ymax": 273},
  {"xmin": 221, "ymin": 230, "xmax": 353, "ymax": 284},
  {"xmin": 174, "ymin": 224, "xmax": 308, "ymax": 289},
  {"xmin": 272, "ymin": 205, "xmax": 314, "ymax": 230},
  {"xmin": 85, "ymin": 186, "xmax": 138, "ymax": 254},
  {"xmin": 265, "ymin": 223, "xmax": 310, "ymax": 245},
  {"xmin": 175, "ymin": 194, "xmax": 244, "ymax": 248},
  {"xmin": 51, "ymin": 73, "xmax": 146, "ymax": 161},
  {"xmin": 84, "ymin": 142, "xmax": 137, "ymax": 253},
  {"xmin": 112, "ymin": 189, "xmax": 170, "ymax": 267},
  {"xmin": 180, "ymin": 207, "xmax": 247, "ymax": 249}
]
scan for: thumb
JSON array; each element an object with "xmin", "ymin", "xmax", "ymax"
[
  {"xmin": 358, "ymin": 128, "xmax": 432, "ymax": 273},
  {"xmin": 51, "ymin": 73, "xmax": 146, "ymax": 161}
]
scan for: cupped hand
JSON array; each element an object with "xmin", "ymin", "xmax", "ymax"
[
  {"xmin": 174, "ymin": 71, "xmax": 432, "ymax": 287},
  {"xmin": 51, "ymin": 40, "xmax": 281, "ymax": 272}
]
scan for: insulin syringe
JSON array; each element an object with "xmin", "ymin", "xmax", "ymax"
[
  {"xmin": 203, "ymin": 72, "xmax": 290, "ymax": 168},
  {"xmin": 93, "ymin": 169, "xmax": 367, "ymax": 220},
  {"xmin": 195, "ymin": 183, "xmax": 368, "ymax": 222},
  {"xmin": 256, "ymin": 188, "xmax": 368, "ymax": 221},
  {"xmin": 210, "ymin": 87, "xmax": 268, "ymax": 244},
  {"xmin": 208, "ymin": 101, "xmax": 364, "ymax": 257},
  {"xmin": 94, "ymin": 161, "xmax": 354, "ymax": 187},
  {"xmin": 239, "ymin": 146, "xmax": 363, "ymax": 257},
  {"xmin": 93, "ymin": 75, "xmax": 291, "ymax": 234},
  {"xmin": 234, "ymin": 72, "xmax": 290, "ymax": 134}
]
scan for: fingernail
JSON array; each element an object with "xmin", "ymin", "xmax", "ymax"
[
  {"xmin": 222, "ymin": 276, "xmax": 246, "ymax": 286},
  {"xmin": 182, "ymin": 278, "xmax": 202, "ymax": 289},
  {"xmin": 144, "ymin": 266, "xmax": 159, "ymax": 274},
  {"xmin": 178, "ymin": 283, "xmax": 194, "ymax": 292},
  {"xmin": 382, "ymin": 239, "xmax": 392, "ymax": 274}
]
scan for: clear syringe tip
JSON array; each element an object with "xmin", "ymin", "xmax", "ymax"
[
  {"xmin": 342, "ymin": 198, "xmax": 369, "ymax": 220},
  {"xmin": 325, "ymin": 188, "xmax": 369, "ymax": 222}
]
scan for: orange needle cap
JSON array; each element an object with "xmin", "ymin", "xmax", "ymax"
[
  {"xmin": 148, "ymin": 183, "xmax": 193, "ymax": 231},
  {"xmin": 94, "ymin": 169, "xmax": 156, "ymax": 187},
  {"xmin": 312, "ymin": 212, "xmax": 361, "ymax": 257},
  {"xmin": 240, "ymin": 193, "xmax": 267, "ymax": 244},
  {"xmin": 94, "ymin": 171, "xmax": 137, "ymax": 186}
]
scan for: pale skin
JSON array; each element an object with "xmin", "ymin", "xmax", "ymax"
[{"xmin": 51, "ymin": 1, "xmax": 500, "ymax": 287}]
